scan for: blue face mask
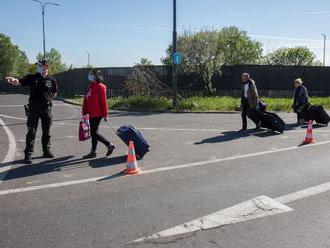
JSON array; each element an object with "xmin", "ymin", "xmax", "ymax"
[{"xmin": 88, "ymin": 74, "xmax": 94, "ymax": 81}]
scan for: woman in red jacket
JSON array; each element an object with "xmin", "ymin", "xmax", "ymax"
[{"xmin": 82, "ymin": 69, "xmax": 115, "ymax": 159}]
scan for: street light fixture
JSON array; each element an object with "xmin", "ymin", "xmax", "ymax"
[
  {"xmin": 321, "ymin": 33, "xmax": 326, "ymax": 66},
  {"xmin": 32, "ymin": 0, "xmax": 59, "ymax": 60}
]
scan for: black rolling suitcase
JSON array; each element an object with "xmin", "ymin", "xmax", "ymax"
[
  {"xmin": 107, "ymin": 122, "xmax": 150, "ymax": 159},
  {"xmin": 304, "ymin": 105, "xmax": 330, "ymax": 126},
  {"xmin": 259, "ymin": 112, "xmax": 286, "ymax": 133}
]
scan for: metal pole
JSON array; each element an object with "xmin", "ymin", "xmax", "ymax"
[
  {"xmin": 172, "ymin": 0, "xmax": 178, "ymax": 107},
  {"xmin": 32, "ymin": 0, "xmax": 59, "ymax": 60},
  {"xmin": 322, "ymin": 34, "xmax": 326, "ymax": 66},
  {"xmin": 42, "ymin": 5, "xmax": 46, "ymax": 59},
  {"xmin": 87, "ymin": 51, "xmax": 91, "ymax": 66}
]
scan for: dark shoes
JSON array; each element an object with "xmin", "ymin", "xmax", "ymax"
[
  {"xmin": 106, "ymin": 144, "xmax": 116, "ymax": 157},
  {"xmin": 43, "ymin": 150, "xmax": 54, "ymax": 158},
  {"xmin": 83, "ymin": 144, "xmax": 115, "ymax": 159},
  {"xmin": 255, "ymin": 121, "xmax": 262, "ymax": 131},
  {"xmin": 83, "ymin": 151, "xmax": 97, "ymax": 159},
  {"xmin": 238, "ymin": 128, "xmax": 247, "ymax": 132},
  {"xmin": 23, "ymin": 154, "xmax": 32, "ymax": 164}
]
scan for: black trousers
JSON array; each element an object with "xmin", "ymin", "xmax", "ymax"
[
  {"xmin": 241, "ymin": 98, "xmax": 259, "ymax": 129},
  {"xmin": 25, "ymin": 105, "xmax": 52, "ymax": 155},
  {"xmin": 90, "ymin": 117, "xmax": 110, "ymax": 152}
]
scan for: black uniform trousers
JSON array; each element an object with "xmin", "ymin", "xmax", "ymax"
[
  {"xmin": 24, "ymin": 105, "xmax": 52, "ymax": 155},
  {"xmin": 241, "ymin": 98, "xmax": 259, "ymax": 129},
  {"xmin": 89, "ymin": 117, "xmax": 110, "ymax": 152}
]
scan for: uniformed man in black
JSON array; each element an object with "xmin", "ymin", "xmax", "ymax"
[{"xmin": 5, "ymin": 60, "xmax": 58, "ymax": 164}]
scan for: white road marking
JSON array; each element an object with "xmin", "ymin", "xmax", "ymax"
[
  {"xmin": 133, "ymin": 179, "xmax": 330, "ymax": 243},
  {"xmin": 0, "ymin": 114, "xmax": 26, "ymax": 121},
  {"xmin": 133, "ymin": 196, "xmax": 293, "ymax": 243},
  {"xmin": 0, "ymin": 118, "xmax": 17, "ymax": 184},
  {"xmin": 0, "ymin": 104, "xmax": 68, "ymax": 108},
  {"xmin": 141, "ymin": 140, "xmax": 330, "ymax": 175},
  {"xmin": 1, "ymin": 113, "xmax": 330, "ymax": 133},
  {"xmin": 0, "ymin": 140, "xmax": 330, "ymax": 196},
  {"xmin": 0, "ymin": 176, "xmax": 104, "ymax": 195},
  {"xmin": 275, "ymin": 181, "xmax": 330, "ymax": 204},
  {"xmin": 18, "ymin": 136, "xmax": 75, "ymax": 143}
]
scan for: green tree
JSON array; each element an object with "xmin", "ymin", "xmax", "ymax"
[
  {"xmin": 136, "ymin": 57, "xmax": 153, "ymax": 66},
  {"xmin": 161, "ymin": 26, "xmax": 263, "ymax": 95},
  {"xmin": 0, "ymin": 33, "xmax": 30, "ymax": 78},
  {"xmin": 218, "ymin": 26, "xmax": 263, "ymax": 65},
  {"xmin": 263, "ymin": 47, "xmax": 322, "ymax": 66},
  {"xmin": 37, "ymin": 48, "xmax": 68, "ymax": 74}
]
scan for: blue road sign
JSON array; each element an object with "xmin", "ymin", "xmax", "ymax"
[{"xmin": 173, "ymin": 52, "xmax": 181, "ymax": 65}]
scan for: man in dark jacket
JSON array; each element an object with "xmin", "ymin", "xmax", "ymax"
[
  {"xmin": 5, "ymin": 60, "xmax": 58, "ymax": 164},
  {"xmin": 239, "ymin": 73, "xmax": 261, "ymax": 132},
  {"xmin": 292, "ymin": 78, "xmax": 309, "ymax": 125}
]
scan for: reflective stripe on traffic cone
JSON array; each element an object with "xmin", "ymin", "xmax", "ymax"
[
  {"xmin": 302, "ymin": 120, "xmax": 315, "ymax": 145},
  {"xmin": 123, "ymin": 141, "xmax": 141, "ymax": 175}
]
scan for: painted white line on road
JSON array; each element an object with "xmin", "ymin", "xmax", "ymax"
[
  {"xmin": 141, "ymin": 140, "xmax": 330, "ymax": 175},
  {"xmin": 0, "ymin": 176, "xmax": 105, "ymax": 195},
  {"xmin": 18, "ymin": 136, "xmax": 75, "ymax": 143},
  {"xmin": 0, "ymin": 114, "xmax": 26, "ymax": 121},
  {"xmin": 1, "ymin": 140, "xmax": 330, "ymax": 196},
  {"xmin": 133, "ymin": 196, "xmax": 293, "ymax": 243},
  {"xmin": 0, "ymin": 118, "xmax": 17, "ymax": 185},
  {"xmin": 1, "ymin": 113, "xmax": 330, "ymax": 133},
  {"xmin": 275, "ymin": 182, "xmax": 330, "ymax": 204},
  {"xmin": 0, "ymin": 104, "xmax": 67, "ymax": 108},
  {"xmin": 133, "ymin": 179, "xmax": 330, "ymax": 243}
]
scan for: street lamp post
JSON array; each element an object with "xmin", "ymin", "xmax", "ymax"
[
  {"xmin": 32, "ymin": 0, "xmax": 59, "ymax": 60},
  {"xmin": 87, "ymin": 51, "xmax": 91, "ymax": 67},
  {"xmin": 172, "ymin": 0, "xmax": 178, "ymax": 107},
  {"xmin": 321, "ymin": 33, "xmax": 326, "ymax": 66}
]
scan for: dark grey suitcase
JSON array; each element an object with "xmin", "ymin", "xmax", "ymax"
[{"xmin": 259, "ymin": 112, "xmax": 286, "ymax": 133}]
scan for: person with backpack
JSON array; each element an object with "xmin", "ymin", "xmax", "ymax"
[
  {"xmin": 82, "ymin": 69, "xmax": 115, "ymax": 159},
  {"xmin": 292, "ymin": 78, "xmax": 309, "ymax": 126},
  {"xmin": 239, "ymin": 73, "xmax": 261, "ymax": 132}
]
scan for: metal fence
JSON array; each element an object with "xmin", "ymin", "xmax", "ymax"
[{"xmin": 1, "ymin": 65, "xmax": 330, "ymax": 97}]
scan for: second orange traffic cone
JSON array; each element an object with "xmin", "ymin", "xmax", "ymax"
[
  {"xmin": 123, "ymin": 141, "xmax": 141, "ymax": 175},
  {"xmin": 302, "ymin": 120, "xmax": 315, "ymax": 145}
]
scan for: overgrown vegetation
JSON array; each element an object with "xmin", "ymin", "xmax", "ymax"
[{"xmin": 67, "ymin": 96, "xmax": 330, "ymax": 112}]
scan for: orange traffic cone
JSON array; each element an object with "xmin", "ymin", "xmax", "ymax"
[
  {"xmin": 302, "ymin": 120, "xmax": 315, "ymax": 145},
  {"xmin": 123, "ymin": 141, "xmax": 141, "ymax": 175}
]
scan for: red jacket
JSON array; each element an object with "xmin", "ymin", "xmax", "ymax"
[{"xmin": 82, "ymin": 81, "xmax": 108, "ymax": 118}]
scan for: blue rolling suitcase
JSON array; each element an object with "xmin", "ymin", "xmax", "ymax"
[{"xmin": 108, "ymin": 122, "xmax": 150, "ymax": 159}]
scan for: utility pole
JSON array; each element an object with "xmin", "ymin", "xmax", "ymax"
[
  {"xmin": 87, "ymin": 51, "xmax": 91, "ymax": 67},
  {"xmin": 321, "ymin": 34, "xmax": 326, "ymax": 66},
  {"xmin": 172, "ymin": 0, "xmax": 178, "ymax": 107},
  {"xmin": 32, "ymin": 0, "xmax": 59, "ymax": 59}
]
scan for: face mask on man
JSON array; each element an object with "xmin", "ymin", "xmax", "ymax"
[
  {"xmin": 37, "ymin": 66, "xmax": 44, "ymax": 74},
  {"xmin": 88, "ymin": 74, "xmax": 95, "ymax": 81}
]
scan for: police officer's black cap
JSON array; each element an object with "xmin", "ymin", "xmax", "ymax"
[{"xmin": 35, "ymin": 60, "xmax": 49, "ymax": 67}]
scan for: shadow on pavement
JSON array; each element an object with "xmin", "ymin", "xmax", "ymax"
[
  {"xmin": 3, "ymin": 154, "xmax": 128, "ymax": 181},
  {"xmin": 97, "ymin": 172, "xmax": 124, "ymax": 182},
  {"xmin": 194, "ymin": 130, "xmax": 251, "ymax": 144},
  {"xmin": 89, "ymin": 155, "xmax": 127, "ymax": 168}
]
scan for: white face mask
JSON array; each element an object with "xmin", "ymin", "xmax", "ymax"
[
  {"xmin": 88, "ymin": 74, "xmax": 94, "ymax": 81},
  {"xmin": 37, "ymin": 66, "xmax": 44, "ymax": 74}
]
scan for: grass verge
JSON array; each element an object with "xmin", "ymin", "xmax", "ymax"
[{"xmin": 65, "ymin": 96, "xmax": 330, "ymax": 112}]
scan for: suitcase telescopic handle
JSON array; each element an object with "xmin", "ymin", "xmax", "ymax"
[{"xmin": 106, "ymin": 119, "xmax": 117, "ymax": 133}]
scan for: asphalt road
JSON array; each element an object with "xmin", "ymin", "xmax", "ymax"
[{"xmin": 1, "ymin": 94, "xmax": 330, "ymax": 248}]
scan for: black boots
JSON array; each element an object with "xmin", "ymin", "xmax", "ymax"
[
  {"xmin": 43, "ymin": 150, "xmax": 54, "ymax": 158},
  {"xmin": 23, "ymin": 154, "xmax": 32, "ymax": 164},
  {"xmin": 106, "ymin": 144, "xmax": 116, "ymax": 157}
]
